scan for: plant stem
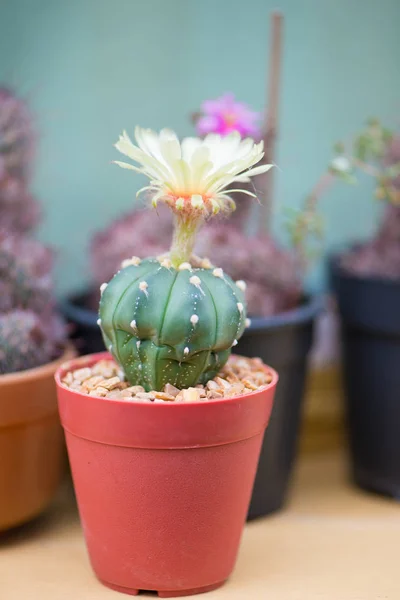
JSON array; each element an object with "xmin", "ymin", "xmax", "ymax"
[
  {"xmin": 352, "ymin": 158, "xmax": 380, "ymax": 177},
  {"xmin": 293, "ymin": 170, "xmax": 335, "ymax": 272},
  {"xmin": 169, "ymin": 213, "xmax": 202, "ymax": 268}
]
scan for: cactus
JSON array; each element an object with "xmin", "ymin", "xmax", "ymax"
[
  {"xmin": 0, "ymin": 232, "xmax": 66, "ymax": 374},
  {"xmin": 98, "ymin": 126, "xmax": 271, "ymax": 389},
  {"xmin": 0, "ymin": 87, "xmax": 34, "ymax": 183},
  {"xmin": 0, "ymin": 87, "xmax": 39, "ymax": 233},
  {"xmin": 0, "ymin": 233, "xmax": 53, "ymax": 313},
  {"xmin": 0, "ymin": 177, "xmax": 40, "ymax": 233},
  {"xmin": 100, "ymin": 257, "xmax": 246, "ymax": 390},
  {"xmin": 0, "ymin": 309, "xmax": 65, "ymax": 374},
  {"xmin": 0, "ymin": 88, "xmax": 66, "ymax": 374},
  {"xmin": 0, "ymin": 233, "xmax": 67, "ymax": 373}
]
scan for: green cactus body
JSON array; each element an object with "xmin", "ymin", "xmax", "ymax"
[{"xmin": 99, "ymin": 258, "xmax": 247, "ymax": 391}]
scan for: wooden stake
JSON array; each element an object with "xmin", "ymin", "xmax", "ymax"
[{"xmin": 261, "ymin": 11, "xmax": 284, "ymax": 233}]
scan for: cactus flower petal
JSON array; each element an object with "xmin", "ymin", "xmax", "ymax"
[{"xmin": 114, "ymin": 127, "xmax": 272, "ymax": 217}]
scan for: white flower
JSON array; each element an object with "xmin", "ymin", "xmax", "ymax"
[
  {"xmin": 114, "ymin": 127, "xmax": 272, "ymax": 216},
  {"xmin": 330, "ymin": 156, "xmax": 351, "ymax": 173}
]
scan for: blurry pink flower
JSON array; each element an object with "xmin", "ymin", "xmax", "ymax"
[{"xmin": 196, "ymin": 93, "xmax": 262, "ymax": 139}]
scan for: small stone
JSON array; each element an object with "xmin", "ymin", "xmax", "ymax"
[
  {"xmin": 98, "ymin": 376, "xmax": 121, "ymax": 391},
  {"xmin": 242, "ymin": 379, "xmax": 258, "ymax": 391},
  {"xmin": 226, "ymin": 373, "xmax": 240, "ymax": 384},
  {"xmin": 93, "ymin": 386, "xmax": 108, "ymax": 397},
  {"xmin": 62, "ymin": 372, "xmax": 73, "ymax": 385},
  {"xmin": 182, "ymin": 388, "xmax": 201, "ymax": 402},
  {"xmin": 73, "ymin": 368, "xmax": 92, "ymax": 382},
  {"xmin": 251, "ymin": 357, "xmax": 264, "ymax": 368},
  {"xmin": 69, "ymin": 382, "xmax": 82, "ymax": 391},
  {"xmin": 154, "ymin": 391, "xmax": 176, "ymax": 402},
  {"xmin": 214, "ymin": 377, "xmax": 231, "ymax": 390},
  {"xmin": 107, "ymin": 390, "xmax": 123, "ymax": 399},
  {"xmin": 164, "ymin": 383, "xmax": 180, "ymax": 397},
  {"xmin": 136, "ymin": 392, "xmax": 155, "ymax": 401},
  {"xmin": 92, "ymin": 360, "xmax": 116, "ymax": 378},
  {"xmin": 121, "ymin": 389, "xmax": 135, "ymax": 398},
  {"xmin": 82, "ymin": 375, "xmax": 105, "ymax": 391},
  {"xmin": 126, "ymin": 385, "xmax": 145, "ymax": 394},
  {"xmin": 206, "ymin": 380, "xmax": 220, "ymax": 391},
  {"xmin": 226, "ymin": 383, "xmax": 246, "ymax": 396},
  {"xmin": 207, "ymin": 390, "xmax": 223, "ymax": 399}
]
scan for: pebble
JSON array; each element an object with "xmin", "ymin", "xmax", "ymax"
[
  {"xmin": 164, "ymin": 383, "xmax": 180, "ymax": 397},
  {"xmin": 62, "ymin": 355, "xmax": 273, "ymax": 403}
]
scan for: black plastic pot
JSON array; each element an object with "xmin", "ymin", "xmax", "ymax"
[
  {"xmin": 61, "ymin": 291, "xmax": 322, "ymax": 519},
  {"xmin": 60, "ymin": 292, "xmax": 102, "ymax": 356},
  {"xmin": 237, "ymin": 296, "xmax": 322, "ymax": 519},
  {"xmin": 331, "ymin": 259, "xmax": 400, "ymax": 499}
]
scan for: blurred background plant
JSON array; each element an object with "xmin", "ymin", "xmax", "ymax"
[
  {"xmin": 332, "ymin": 119, "xmax": 400, "ymax": 279},
  {"xmin": 0, "ymin": 87, "xmax": 66, "ymax": 374}
]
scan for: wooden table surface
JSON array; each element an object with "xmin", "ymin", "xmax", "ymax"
[{"xmin": 1, "ymin": 450, "xmax": 399, "ymax": 600}]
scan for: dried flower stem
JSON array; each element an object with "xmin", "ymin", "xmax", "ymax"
[{"xmin": 261, "ymin": 11, "xmax": 284, "ymax": 234}]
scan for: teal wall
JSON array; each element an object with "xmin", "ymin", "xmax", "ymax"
[{"xmin": 1, "ymin": 0, "xmax": 399, "ymax": 294}]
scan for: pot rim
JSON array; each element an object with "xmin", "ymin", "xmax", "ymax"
[
  {"xmin": 0, "ymin": 345, "xmax": 75, "ymax": 387},
  {"xmin": 248, "ymin": 294, "xmax": 324, "ymax": 331},
  {"xmin": 330, "ymin": 252, "xmax": 400, "ymax": 288},
  {"xmin": 55, "ymin": 351, "xmax": 279, "ymax": 408}
]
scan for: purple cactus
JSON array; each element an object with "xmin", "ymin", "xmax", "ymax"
[
  {"xmin": 0, "ymin": 233, "xmax": 54, "ymax": 313},
  {"xmin": 0, "ymin": 87, "xmax": 66, "ymax": 373},
  {"xmin": 0, "ymin": 87, "xmax": 34, "ymax": 183},
  {"xmin": 90, "ymin": 206, "xmax": 174, "ymax": 287},
  {"xmin": 195, "ymin": 224, "xmax": 302, "ymax": 316},
  {"xmin": 0, "ymin": 309, "xmax": 65, "ymax": 374},
  {"xmin": 0, "ymin": 87, "xmax": 40, "ymax": 233},
  {"xmin": 341, "ymin": 133, "xmax": 400, "ymax": 280}
]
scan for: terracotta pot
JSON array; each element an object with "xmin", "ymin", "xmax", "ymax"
[
  {"xmin": 56, "ymin": 352, "xmax": 278, "ymax": 597},
  {"xmin": 0, "ymin": 347, "xmax": 74, "ymax": 531}
]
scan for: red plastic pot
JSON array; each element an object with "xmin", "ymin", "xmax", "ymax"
[{"xmin": 56, "ymin": 352, "xmax": 278, "ymax": 597}]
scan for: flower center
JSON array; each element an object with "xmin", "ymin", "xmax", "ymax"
[{"xmin": 223, "ymin": 112, "xmax": 237, "ymax": 127}]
